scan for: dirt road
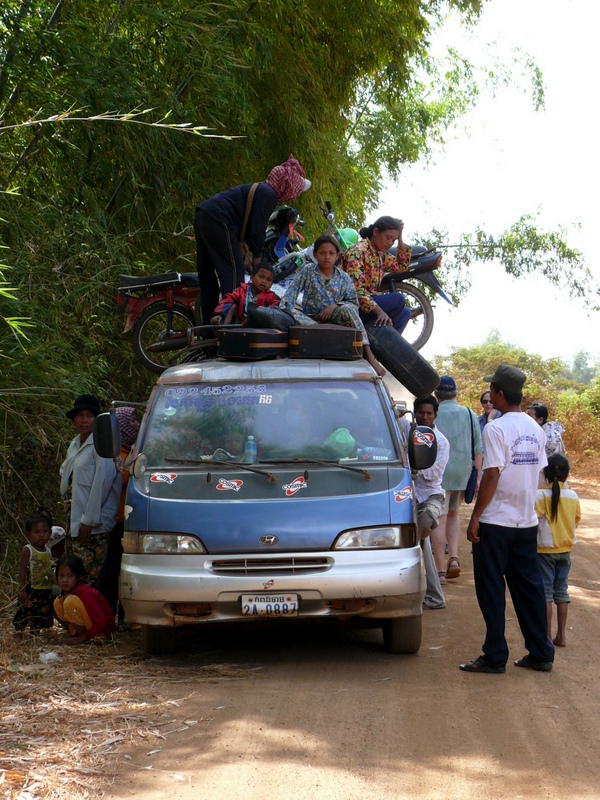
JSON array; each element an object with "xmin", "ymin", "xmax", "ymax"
[{"xmin": 106, "ymin": 491, "xmax": 600, "ymax": 800}]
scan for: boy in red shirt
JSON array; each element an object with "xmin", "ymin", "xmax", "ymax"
[{"xmin": 211, "ymin": 262, "xmax": 280, "ymax": 326}]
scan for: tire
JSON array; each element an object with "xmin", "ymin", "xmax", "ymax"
[
  {"xmin": 382, "ymin": 615, "xmax": 422, "ymax": 654},
  {"xmin": 365, "ymin": 322, "xmax": 440, "ymax": 397},
  {"xmin": 131, "ymin": 302, "xmax": 195, "ymax": 374},
  {"xmin": 396, "ymin": 282, "xmax": 434, "ymax": 351},
  {"xmin": 141, "ymin": 624, "xmax": 176, "ymax": 655},
  {"xmin": 193, "ymin": 290, "xmax": 203, "ymax": 325}
]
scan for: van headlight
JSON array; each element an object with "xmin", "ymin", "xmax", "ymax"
[
  {"xmin": 333, "ymin": 525, "xmax": 417, "ymax": 549},
  {"xmin": 123, "ymin": 532, "xmax": 206, "ymax": 554}
]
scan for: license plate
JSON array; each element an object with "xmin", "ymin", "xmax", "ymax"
[{"xmin": 241, "ymin": 594, "xmax": 299, "ymax": 617}]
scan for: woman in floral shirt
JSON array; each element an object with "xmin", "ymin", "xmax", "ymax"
[
  {"xmin": 281, "ymin": 235, "xmax": 385, "ymax": 376},
  {"xmin": 341, "ymin": 216, "xmax": 411, "ymax": 335}
]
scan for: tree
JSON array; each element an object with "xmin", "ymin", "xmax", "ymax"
[
  {"xmin": 0, "ymin": 0, "xmax": 594, "ymax": 563},
  {"xmin": 572, "ymin": 351, "xmax": 596, "ymax": 386},
  {"xmin": 431, "ymin": 331, "xmax": 567, "ymax": 409}
]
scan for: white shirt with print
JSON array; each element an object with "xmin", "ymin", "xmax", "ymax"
[{"xmin": 479, "ymin": 412, "xmax": 547, "ymax": 528}]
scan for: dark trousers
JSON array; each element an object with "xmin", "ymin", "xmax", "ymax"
[
  {"xmin": 99, "ymin": 522, "xmax": 125, "ymax": 623},
  {"xmin": 360, "ymin": 293, "xmax": 411, "ymax": 335},
  {"xmin": 472, "ymin": 522, "xmax": 554, "ymax": 667},
  {"xmin": 194, "ymin": 209, "xmax": 245, "ymax": 324}
]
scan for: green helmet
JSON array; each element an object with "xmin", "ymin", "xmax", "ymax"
[{"xmin": 338, "ymin": 228, "xmax": 359, "ymax": 249}]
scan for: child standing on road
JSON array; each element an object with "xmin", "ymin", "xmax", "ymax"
[
  {"xmin": 13, "ymin": 507, "xmax": 56, "ymax": 632},
  {"xmin": 54, "ymin": 553, "xmax": 116, "ymax": 645},
  {"xmin": 536, "ymin": 453, "xmax": 581, "ymax": 647},
  {"xmin": 210, "ymin": 262, "xmax": 280, "ymax": 326}
]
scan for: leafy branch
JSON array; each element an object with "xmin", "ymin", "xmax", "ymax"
[
  {"xmin": 0, "ymin": 107, "xmax": 239, "ymax": 138},
  {"xmin": 416, "ymin": 215, "xmax": 596, "ymax": 309}
]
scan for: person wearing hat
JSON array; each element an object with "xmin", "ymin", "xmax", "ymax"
[
  {"xmin": 430, "ymin": 376, "xmax": 483, "ymax": 584},
  {"xmin": 460, "ymin": 364, "xmax": 555, "ymax": 674},
  {"xmin": 194, "ymin": 155, "xmax": 311, "ymax": 325},
  {"xmin": 60, "ymin": 395, "xmax": 121, "ymax": 592}
]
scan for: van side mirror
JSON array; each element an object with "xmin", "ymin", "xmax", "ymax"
[
  {"xmin": 407, "ymin": 424, "xmax": 437, "ymax": 471},
  {"xmin": 93, "ymin": 412, "xmax": 121, "ymax": 459}
]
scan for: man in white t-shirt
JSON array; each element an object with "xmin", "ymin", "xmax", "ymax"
[{"xmin": 459, "ymin": 364, "xmax": 555, "ymax": 674}]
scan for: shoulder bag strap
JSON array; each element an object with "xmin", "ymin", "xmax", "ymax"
[
  {"xmin": 240, "ymin": 182, "xmax": 259, "ymax": 243},
  {"xmin": 467, "ymin": 407, "xmax": 475, "ymax": 461}
]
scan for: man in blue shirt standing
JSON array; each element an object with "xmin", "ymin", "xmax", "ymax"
[{"xmin": 431, "ymin": 376, "xmax": 483, "ymax": 585}]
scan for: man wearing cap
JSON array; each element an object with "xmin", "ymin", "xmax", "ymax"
[
  {"xmin": 194, "ymin": 155, "xmax": 311, "ymax": 325},
  {"xmin": 60, "ymin": 395, "xmax": 121, "ymax": 591},
  {"xmin": 431, "ymin": 376, "xmax": 483, "ymax": 585},
  {"xmin": 460, "ymin": 364, "xmax": 554, "ymax": 674}
]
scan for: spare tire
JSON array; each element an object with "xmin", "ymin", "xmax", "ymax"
[{"xmin": 365, "ymin": 322, "xmax": 440, "ymax": 398}]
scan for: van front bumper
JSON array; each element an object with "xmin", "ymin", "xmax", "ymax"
[{"xmin": 120, "ymin": 546, "xmax": 425, "ymax": 627}]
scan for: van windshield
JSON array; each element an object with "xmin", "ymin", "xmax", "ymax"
[{"xmin": 143, "ymin": 381, "xmax": 398, "ymax": 466}]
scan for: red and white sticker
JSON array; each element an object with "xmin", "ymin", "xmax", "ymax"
[
  {"xmin": 394, "ymin": 486, "xmax": 413, "ymax": 503},
  {"xmin": 150, "ymin": 473, "xmax": 177, "ymax": 484},
  {"xmin": 282, "ymin": 476, "xmax": 308, "ymax": 497},
  {"xmin": 413, "ymin": 429, "xmax": 435, "ymax": 448},
  {"xmin": 216, "ymin": 478, "xmax": 243, "ymax": 492}
]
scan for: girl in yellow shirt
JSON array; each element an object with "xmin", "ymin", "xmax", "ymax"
[{"xmin": 535, "ymin": 454, "xmax": 581, "ymax": 647}]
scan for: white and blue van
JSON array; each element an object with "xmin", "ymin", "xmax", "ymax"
[{"xmin": 95, "ymin": 357, "xmax": 437, "ymax": 655}]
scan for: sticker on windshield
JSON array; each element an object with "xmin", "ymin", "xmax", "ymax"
[
  {"xmin": 282, "ymin": 476, "xmax": 308, "ymax": 497},
  {"xmin": 165, "ymin": 394, "xmax": 262, "ymax": 412},
  {"xmin": 413, "ymin": 429, "xmax": 435, "ymax": 448},
  {"xmin": 150, "ymin": 473, "xmax": 178, "ymax": 484},
  {"xmin": 216, "ymin": 478, "xmax": 243, "ymax": 492},
  {"xmin": 165, "ymin": 384, "xmax": 267, "ymax": 398},
  {"xmin": 394, "ymin": 486, "xmax": 412, "ymax": 503}
]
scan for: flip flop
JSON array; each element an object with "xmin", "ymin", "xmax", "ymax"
[{"xmin": 446, "ymin": 556, "xmax": 460, "ymax": 579}]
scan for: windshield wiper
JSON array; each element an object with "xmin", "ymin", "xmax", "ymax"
[
  {"xmin": 262, "ymin": 458, "xmax": 371, "ymax": 481},
  {"xmin": 164, "ymin": 457, "xmax": 277, "ymax": 484}
]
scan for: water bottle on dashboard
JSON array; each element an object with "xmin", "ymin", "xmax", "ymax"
[{"xmin": 244, "ymin": 435, "xmax": 257, "ymax": 464}]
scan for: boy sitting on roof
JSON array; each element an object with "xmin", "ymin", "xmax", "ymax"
[{"xmin": 211, "ymin": 262, "xmax": 280, "ymax": 326}]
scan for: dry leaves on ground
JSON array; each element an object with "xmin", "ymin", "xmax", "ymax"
[{"xmin": 0, "ymin": 616, "xmax": 256, "ymax": 800}]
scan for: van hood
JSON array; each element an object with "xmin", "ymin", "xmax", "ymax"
[{"xmin": 126, "ymin": 465, "xmax": 414, "ymax": 553}]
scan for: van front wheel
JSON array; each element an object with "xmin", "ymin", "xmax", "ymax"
[
  {"xmin": 141, "ymin": 624, "xmax": 176, "ymax": 655},
  {"xmin": 382, "ymin": 616, "xmax": 422, "ymax": 654}
]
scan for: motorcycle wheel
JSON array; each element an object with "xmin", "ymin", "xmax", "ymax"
[
  {"xmin": 396, "ymin": 282, "xmax": 434, "ymax": 351},
  {"xmin": 131, "ymin": 302, "xmax": 195, "ymax": 374}
]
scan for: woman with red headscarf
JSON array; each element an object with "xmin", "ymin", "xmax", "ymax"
[{"xmin": 194, "ymin": 155, "xmax": 310, "ymax": 324}]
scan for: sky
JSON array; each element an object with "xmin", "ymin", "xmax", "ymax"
[{"xmin": 376, "ymin": 0, "xmax": 600, "ymax": 368}]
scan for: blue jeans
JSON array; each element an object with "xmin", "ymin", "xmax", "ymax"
[
  {"xmin": 360, "ymin": 293, "xmax": 411, "ymax": 336},
  {"xmin": 537, "ymin": 552, "xmax": 571, "ymax": 603}
]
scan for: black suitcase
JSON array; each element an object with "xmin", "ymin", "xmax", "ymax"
[
  {"xmin": 217, "ymin": 327, "xmax": 289, "ymax": 361},
  {"xmin": 288, "ymin": 324, "xmax": 363, "ymax": 360}
]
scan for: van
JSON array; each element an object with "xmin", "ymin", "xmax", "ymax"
[{"xmin": 94, "ymin": 357, "xmax": 437, "ymax": 655}]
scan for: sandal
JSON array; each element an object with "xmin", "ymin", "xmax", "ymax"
[
  {"xmin": 437, "ymin": 570, "xmax": 446, "ymax": 585},
  {"xmin": 446, "ymin": 556, "xmax": 460, "ymax": 579}
]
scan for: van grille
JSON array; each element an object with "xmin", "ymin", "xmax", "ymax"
[{"xmin": 210, "ymin": 557, "xmax": 331, "ymax": 575}]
